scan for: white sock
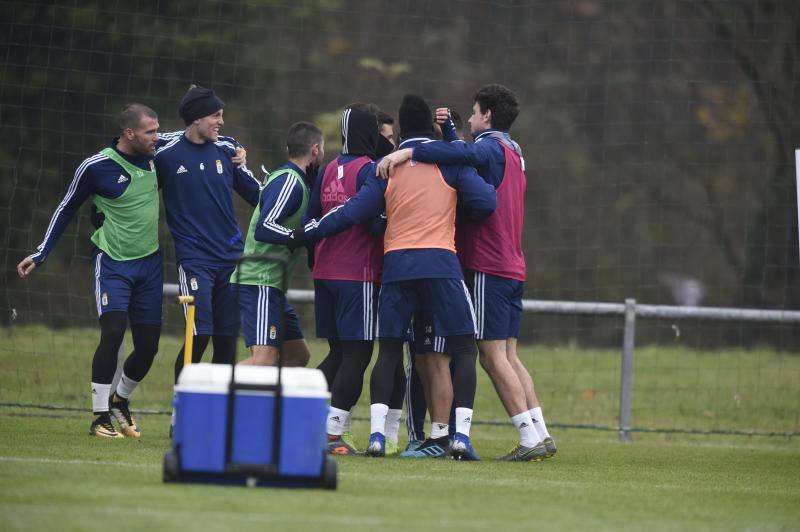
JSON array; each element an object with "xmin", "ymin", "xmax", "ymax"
[
  {"xmin": 430, "ymin": 421, "xmax": 449, "ymax": 439},
  {"xmin": 455, "ymin": 407, "xmax": 473, "ymax": 437},
  {"xmin": 115, "ymin": 371, "xmax": 139, "ymax": 400},
  {"xmin": 343, "ymin": 406, "xmax": 354, "ymax": 433},
  {"xmin": 386, "ymin": 409, "xmax": 402, "ymax": 444},
  {"xmin": 91, "ymin": 382, "xmax": 111, "ymax": 413},
  {"xmin": 512, "ymin": 411, "xmax": 540, "ymax": 447},
  {"xmin": 370, "ymin": 403, "xmax": 389, "ymax": 435},
  {"xmin": 327, "ymin": 406, "xmax": 349, "ymax": 436},
  {"xmin": 530, "ymin": 407, "xmax": 551, "ymax": 440}
]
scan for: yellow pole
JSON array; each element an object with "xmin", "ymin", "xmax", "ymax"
[{"xmin": 178, "ymin": 295, "xmax": 195, "ymax": 368}]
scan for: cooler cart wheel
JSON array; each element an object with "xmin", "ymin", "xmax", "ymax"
[
  {"xmin": 163, "ymin": 450, "xmax": 179, "ymax": 483},
  {"xmin": 323, "ymin": 455, "xmax": 338, "ymax": 490}
]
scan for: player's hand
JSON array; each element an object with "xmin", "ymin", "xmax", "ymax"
[
  {"xmin": 376, "ymin": 148, "xmax": 413, "ymax": 179},
  {"xmin": 90, "ymin": 204, "xmax": 105, "ymax": 229},
  {"xmin": 17, "ymin": 256, "xmax": 37, "ymax": 278},
  {"xmin": 434, "ymin": 107, "xmax": 450, "ymax": 125},
  {"xmin": 287, "ymin": 226, "xmax": 307, "ymax": 251},
  {"xmin": 233, "ymin": 147, "xmax": 247, "ymax": 167}
]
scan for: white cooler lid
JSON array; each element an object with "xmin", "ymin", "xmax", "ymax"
[{"xmin": 175, "ymin": 363, "xmax": 329, "ymax": 398}]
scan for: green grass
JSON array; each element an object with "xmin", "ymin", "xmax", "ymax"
[
  {"xmin": 1, "ymin": 325, "xmax": 799, "ymax": 530},
  {"xmin": 2, "ymin": 325, "xmax": 800, "ymax": 433},
  {"xmin": 0, "ymin": 412, "xmax": 798, "ymax": 531}
]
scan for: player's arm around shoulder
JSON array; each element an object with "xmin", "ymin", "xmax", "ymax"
[
  {"xmin": 303, "ymin": 170, "xmax": 387, "ymax": 243},
  {"xmin": 218, "ymin": 135, "xmax": 259, "ymax": 205}
]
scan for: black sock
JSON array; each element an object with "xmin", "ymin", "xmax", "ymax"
[
  {"xmin": 330, "ymin": 340, "xmax": 373, "ymax": 410},
  {"xmin": 211, "ymin": 334, "xmax": 237, "ymax": 365},
  {"xmin": 122, "ymin": 324, "xmax": 161, "ymax": 382},
  {"xmin": 389, "ymin": 354, "xmax": 406, "ymax": 410},
  {"xmin": 317, "ymin": 339, "xmax": 343, "ymax": 387},
  {"xmin": 92, "ymin": 312, "xmax": 127, "ymax": 385},
  {"xmin": 174, "ymin": 334, "xmax": 210, "ymax": 383},
  {"xmin": 447, "ymin": 334, "xmax": 478, "ymax": 410},
  {"xmin": 370, "ymin": 338, "xmax": 404, "ymax": 406}
]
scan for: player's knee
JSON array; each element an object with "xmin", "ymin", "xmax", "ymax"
[
  {"xmin": 132, "ymin": 324, "xmax": 161, "ymax": 358},
  {"xmin": 479, "ymin": 350, "xmax": 502, "ymax": 373},
  {"xmin": 99, "ymin": 312, "xmax": 127, "ymax": 345}
]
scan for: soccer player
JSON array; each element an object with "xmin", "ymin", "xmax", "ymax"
[
  {"xmin": 154, "ymin": 85, "xmax": 261, "ymax": 380},
  {"xmin": 404, "ymin": 108, "xmax": 466, "ymax": 454},
  {"xmin": 295, "ymin": 94, "xmax": 496, "ymax": 459},
  {"xmin": 17, "ymin": 104, "xmax": 163, "ymax": 439},
  {"xmin": 303, "ymin": 105, "xmax": 383, "ymax": 455},
  {"xmin": 379, "ymin": 84, "xmax": 557, "ymax": 461},
  {"xmin": 232, "ymin": 122, "xmax": 323, "ymax": 367}
]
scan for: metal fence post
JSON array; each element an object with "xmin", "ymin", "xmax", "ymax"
[{"xmin": 619, "ymin": 298, "xmax": 636, "ymax": 442}]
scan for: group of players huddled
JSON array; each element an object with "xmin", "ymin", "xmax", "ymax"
[{"xmin": 17, "ymin": 82, "xmax": 555, "ymax": 462}]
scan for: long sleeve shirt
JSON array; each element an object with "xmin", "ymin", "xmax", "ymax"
[
  {"xmin": 30, "ymin": 139, "xmax": 155, "ymax": 265},
  {"xmin": 253, "ymin": 162, "xmax": 312, "ymax": 245},
  {"xmin": 411, "ymin": 128, "xmax": 517, "ymax": 188},
  {"xmin": 155, "ymin": 133, "xmax": 260, "ymax": 265}
]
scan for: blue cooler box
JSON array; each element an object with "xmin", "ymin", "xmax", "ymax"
[{"xmin": 173, "ymin": 363, "xmax": 329, "ymax": 477}]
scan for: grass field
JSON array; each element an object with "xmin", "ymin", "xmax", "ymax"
[
  {"xmin": 1, "ymin": 325, "xmax": 799, "ymax": 530},
  {"xmin": 3, "ymin": 325, "xmax": 800, "ymax": 433},
  {"xmin": 1, "ymin": 412, "xmax": 798, "ymax": 531}
]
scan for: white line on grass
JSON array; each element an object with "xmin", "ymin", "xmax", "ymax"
[{"xmin": 0, "ymin": 455, "xmax": 152, "ymax": 468}]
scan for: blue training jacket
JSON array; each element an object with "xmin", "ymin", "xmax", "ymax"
[
  {"xmin": 252, "ymin": 161, "xmax": 313, "ymax": 246},
  {"xmin": 155, "ymin": 132, "xmax": 261, "ymax": 265},
  {"xmin": 412, "ymin": 128, "xmax": 514, "ymax": 188}
]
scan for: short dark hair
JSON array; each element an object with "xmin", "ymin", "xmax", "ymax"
[
  {"xmin": 376, "ymin": 110, "xmax": 394, "ymax": 126},
  {"xmin": 119, "ymin": 103, "xmax": 157, "ymax": 130},
  {"xmin": 286, "ymin": 121, "xmax": 323, "ymax": 158},
  {"xmin": 473, "ymin": 84, "xmax": 519, "ymax": 131}
]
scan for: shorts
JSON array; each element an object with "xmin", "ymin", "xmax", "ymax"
[
  {"xmin": 314, "ymin": 279, "xmax": 378, "ymax": 341},
  {"xmin": 238, "ymin": 284, "xmax": 304, "ymax": 348},
  {"xmin": 464, "ymin": 270, "xmax": 523, "ymax": 340},
  {"xmin": 177, "ymin": 261, "xmax": 238, "ymax": 336},
  {"xmin": 377, "ymin": 278, "xmax": 476, "ymax": 339},
  {"xmin": 92, "ymin": 248, "xmax": 163, "ymax": 325},
  {"xmin": 412, "ymin": 309, "xmax": 448, "ymax": 354}
]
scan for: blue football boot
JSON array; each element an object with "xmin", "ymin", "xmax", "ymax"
[
  {"xmin": 449, "ymin": 432, "xmax": 480, "ymax": 461},
  {"xmin": 399, "ymin": 436, "xmax": 449, "ymax": 458},
  {"xmin": 366, "ymin": 432, "xmax": 386, "ymax": 457}
]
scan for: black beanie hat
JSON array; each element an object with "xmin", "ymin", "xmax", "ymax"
[
  {"xmin": 398, "ymin": 94, "xmax": 434, "ymax": 140},
  {"xmin": 178, "ymin": 84, "xmax": 225, "ymax": 125}
]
